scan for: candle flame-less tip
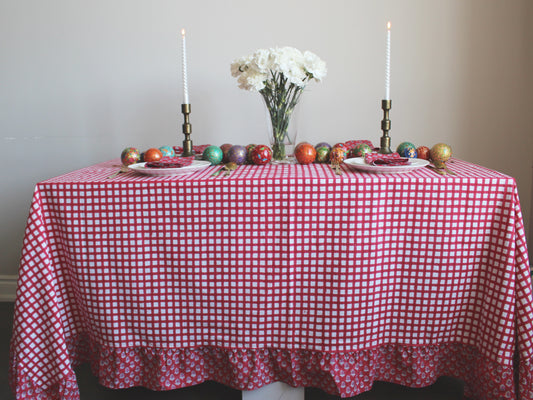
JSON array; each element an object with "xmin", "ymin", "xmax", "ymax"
[{"xmin": 387, "ymin": 21, "xmax": 391, "ymax": 30}]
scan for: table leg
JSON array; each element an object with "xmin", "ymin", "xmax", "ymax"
[{"xmin": 242, "ymin": 382, "xmax": 304, "ymax": 400}]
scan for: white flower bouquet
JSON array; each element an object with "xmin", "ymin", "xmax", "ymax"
[{"xmin": 231, "ymin": 47, "xmax": 327, "ymax": 161}]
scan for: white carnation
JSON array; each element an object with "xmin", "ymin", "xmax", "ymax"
[
  {"xmin": 230, "ymin": 55, "xmax": 252, "ymax": 78},
  {"xmin": 230, "ymin": 61, "xmax": 243, "ymax": 78},
  {"xmin": 253, "ymin": 48, "xmax": 273, "ymax": 73},
  {"xmin": 303, "ymin": 50, "xmax": 327, "ymax": 81},
  {"xmin": 231, "ymin": 46, "xmax": 326, "ymax": 92},
  {"xmin": 247, "ymin": 72, "xmax": 267, "ymax": 91}
]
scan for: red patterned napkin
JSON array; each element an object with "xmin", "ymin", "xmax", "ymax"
[
  {"xmin": 364, "ymin": 152, "xmax": 409, "ymax": 166},
  {"xmin": 173, "ymin": 145, "xmax": 210, "ymax": 155},
  {"xmin": 344, "ymin": 140, "xmax": 374, "ymax": 150},
  {"xmin": 145, "ymin": 156, "xmax": 195, "ymax": 168}
]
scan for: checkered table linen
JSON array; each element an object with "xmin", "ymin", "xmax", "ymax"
[{"xmin": 9, "ymin": 159, "xmax": 533, "ymax": 400}]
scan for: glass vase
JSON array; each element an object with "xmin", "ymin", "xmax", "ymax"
[{"xmin": 262, "ymin": 97, "xmax": 301, "ymax": 164}]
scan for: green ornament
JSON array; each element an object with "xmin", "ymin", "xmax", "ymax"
[
  {"xmin": 203, "ymin": 145, "xmax": 223, "ymax": 165},
  {"xmin": 396, "ymin": 142, "xmax": 416, "ymax": 155},
  {"xmin": 315, "ymin": 146, "xmax": 331, "ymax": 163},
  {"xmin": 351, "ymin": 143, "xmax": 372, "ymax": 158}
]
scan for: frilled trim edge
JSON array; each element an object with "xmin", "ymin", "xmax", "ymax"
[
  {"xmin": 82, "ymin": 340, "xmax": 518, "ymax": 400},
  {"xmin": 11, "ymin": 338, "xmax": 527, "ymax": 400}
]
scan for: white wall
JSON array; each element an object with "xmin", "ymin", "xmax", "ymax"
[{"xmin": 1, "ymin": 0, "xmax": 532, "ymax": 275}]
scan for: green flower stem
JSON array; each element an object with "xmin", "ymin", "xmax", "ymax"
[{"xmin": 261, "ymin": 72, "xmax": 307, "ymax": 160}]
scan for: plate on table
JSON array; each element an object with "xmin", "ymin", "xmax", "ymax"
[
  {"xmin": 128, "ymin": 160, "xmax": 211, "ymax": 176},
  {"xmin": 344, "ymin": 157, "xmax": 429, "ymax": 174}
]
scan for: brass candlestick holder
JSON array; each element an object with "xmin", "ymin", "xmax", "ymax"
[
  {"xmin": 181, "ymin": 103, "xmax": 193, "ymax": 156},
  {"xmin": 379, "ymin": 99, "xmax": 392, "ymax": 154}
]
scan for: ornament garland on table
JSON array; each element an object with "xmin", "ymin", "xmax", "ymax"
[
  {"xmin": 119, "ymin": 141, "xmax": 452, "ymax": 176},
  {"xmin": 230, "ymin": 47, "xmax": 327, "ymax": 163},
  {"xmin": 120, "ymin": 145, "xmax": 210, "ymax": 167}
]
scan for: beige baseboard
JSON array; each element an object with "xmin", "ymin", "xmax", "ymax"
[{"xmin": 0, "ymin": 275, "xmax": 17, "ymax": 302}]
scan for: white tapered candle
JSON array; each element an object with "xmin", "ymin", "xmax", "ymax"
[
  {"xmin": 385, "ymin": 21, "xmax": 391, "ymax": 100},
  {"xmin": 181, "ymin": 28, "xmax": 189, "ymax": 104}
]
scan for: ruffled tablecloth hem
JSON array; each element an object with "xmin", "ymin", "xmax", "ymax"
[
  {"xmin": 9, "ymin": 363, "xmax": 79, "ymax": 400},
  {"xmin": 518, "ymin": 355, "xmax": 533, "ymax": 400},
  {"xmin": 84, "ymin": 341, "xmax": 519, "ymax": 400},
  {"xmin": 11, "ymin": 338, "xmax": 528, "ymax": 400}
]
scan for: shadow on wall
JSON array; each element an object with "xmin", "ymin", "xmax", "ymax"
[
  {"xmin": 454, "ymin": 2, "xmax": 532, "ymax": 254},
  {"xmin": 530, "ymin": 168, "xmax": 533, "ymax": 266}
]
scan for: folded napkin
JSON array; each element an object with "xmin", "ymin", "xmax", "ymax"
[
  {"xmin": 364, "ymin": 152, "xmax": 410, "ymax": 166},
  {"xmin": 145, "ymin": 156, "xmax": 195, "ymax": 168},
  {"xmin": 173, "ymin": 145, "xmax": 210, "ymax": 155},
  {"xmin": 345, "ymin": 140, "xmax": 374, "ymax": 150}
]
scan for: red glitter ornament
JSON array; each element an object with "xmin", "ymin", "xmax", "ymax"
[
  {"xmin": 220, "ymin": 143, "xmax": 233, "ymax": 163},
  {"xmin": 251, "ymin": 145, "xmax": 273, "ymax": 165},
  {"xmin": 144, "ymin": 148, "xmax": 163, "ymax": 162},
  {"xmin": 294, "ymin": 143, "xmax": 317, "ymax": 165},
  {"xmin": 416, "ymin": 146, "xmax": 430, "ymax": 160}
]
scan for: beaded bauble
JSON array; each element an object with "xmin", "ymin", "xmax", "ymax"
[
  {"xmin": 120, "ymin": 147, "xmax": 141, "ymax": 166},
  {"xmin": 430, "ymin": 143, "xmax": 452, "ymax": 163}
]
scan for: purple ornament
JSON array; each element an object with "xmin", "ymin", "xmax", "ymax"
[
  {"xmin": 227, "ymin": 145, "xmax": 247, "ymax": 165},
  {"xmin": 315, "ymin": 142, "xmax": 331, "ymax": 149}
]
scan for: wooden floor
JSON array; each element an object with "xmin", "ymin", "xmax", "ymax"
[{"xmin": 2, "ymin": 302, "xmax": 464, "ymax": 399}]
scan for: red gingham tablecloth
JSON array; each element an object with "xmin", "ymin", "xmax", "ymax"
[{"xmin": 9, "ymin": 159, "xmax": 533, "ymax": 399}]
